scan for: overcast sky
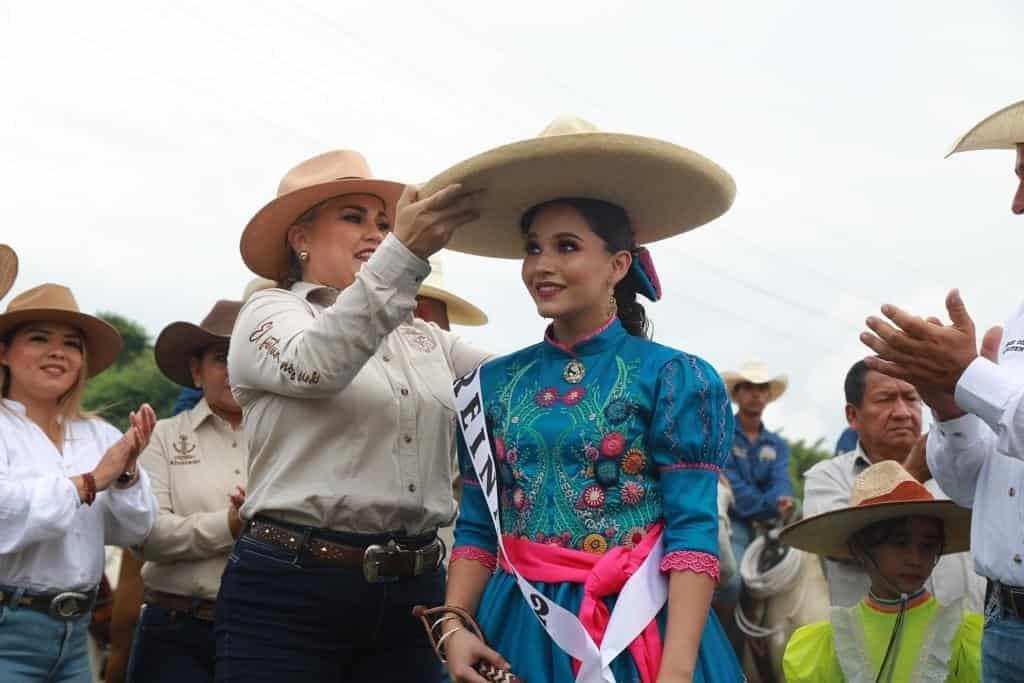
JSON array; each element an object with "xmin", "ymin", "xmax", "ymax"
[{"xmin": 1, "ymin": 1, "xmax": 1021, "ymax": 446}]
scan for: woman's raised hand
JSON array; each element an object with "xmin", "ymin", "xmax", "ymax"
[
  {"xmin": 93, "ymin": 404, "xmax": 157, "ymax": 490},
  {"xmin": 444, "ymin": 628, "xmax": 511, "ymax": 683},
  {"xmin": 393, "ymin": 183, "xmax": 483, "ymax": 260}
]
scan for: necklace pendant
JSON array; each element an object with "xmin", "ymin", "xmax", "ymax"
[{"xmin": 563, "ymin": 358, "xmax": 586, "ymax": 384}]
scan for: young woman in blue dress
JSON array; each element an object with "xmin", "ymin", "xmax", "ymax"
[{"xmin": 424, "ymin": 117, "xmax": 745, "ymax": 683}]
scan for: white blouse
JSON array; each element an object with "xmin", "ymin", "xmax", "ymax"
[{"xmin": 0, "ymin": 399, "xmax": 157, "ymax": 593}]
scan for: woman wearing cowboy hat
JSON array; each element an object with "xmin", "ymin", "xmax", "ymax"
[
  {"xmin": 125, "ymin": 300, "xmax": 247, "ymax": 683},
  {"xmin": 219, "ymin": 150, "xmax": 488, "ymax": 681},
  {"xmin": 781, "ymin": 460, "xmax": 981, "ymax": 682},
  {"xmin": 0, "ymin": 283, "xmax": 158, "ymax": 682},
  {"xmin": 433, "ymin": 117, "xmax": 742, "ymax": 682}
]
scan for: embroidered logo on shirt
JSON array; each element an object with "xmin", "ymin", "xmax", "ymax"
[
  {"xmin": 248, "ymin": 320, "xmax": 321, "ymax": 385},
  {"xmin": 401, "ymin": 329, "xmax": 437, "ymax": 353},
  {"xmin": 758, "ymin": 446, "xmax": 777, "ymax": 462},
  {"xmin": 171, "ymin": 434, "xmax": 200, "ymax": 465},
  {"xmin": 1004, "ymin": 338, "xmax": 1024, "ymax": 354},
  {"xmin": 732, "ymin": 445, "xmax": 747, "ymax": 458}
]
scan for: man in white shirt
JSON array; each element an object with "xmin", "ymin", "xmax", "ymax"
[
  {"xmin": 860, "ymin": 98, "xmax": 1024, "ymax": 680},
  {"xmin": 803, "ymin": 360, "xmax": 985, "ymax": 610}
]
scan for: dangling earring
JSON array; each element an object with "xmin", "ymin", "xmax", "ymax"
[
  {"xmin": 195, "ymin": 380, "xmax": 203, "ymax": 390},
  {"xmin": 298, "ymin": 251, "xmax": 309, "ymax": 262},
  {"xmin": 607, "ymin": 294, "xmax": 618, "ymax": 318}
]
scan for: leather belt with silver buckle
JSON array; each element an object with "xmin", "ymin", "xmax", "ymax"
[
  {"xmin": 0, "ymin": 587, "xmax": 96, "ymax": 621},
  {"xmin": 362, "ymin": 540, "xmax": 444, "ymax": 583}
]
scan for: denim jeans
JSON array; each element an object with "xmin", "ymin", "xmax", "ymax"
[
  {"xmin": 0, "ymin": 592, "xmax": 92, "ymax": 683},
  {"xmin": 215, "ymin": 524, "xmax": 445, "ymax": 682},
  {"xmin": 983, "ymin": 584, "xmax": 1024, "ymax": 682},
  {"xmin": 127, "ymin": 602, "xmax": 215, "ymax": 683},
  {"xmin": 714, "ymin": 516, "xmax": 753, "ymax": 605}
]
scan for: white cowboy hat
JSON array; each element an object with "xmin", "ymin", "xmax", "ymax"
[
  {"xmin": 947, "ymin": 98, "xmax": 1024, "ymax": 157},
  {"xmin": 0, "ymin": 244, "xmax": 17, "ymax": 301},
  {"xmin": 779, "ymin": 461, "xmax": 971, "ymax": 560},
  {"xmin": 418, "ymin": 254, "xmax": 487, "ymax": 326},
  {"xmin": 721, "ymin": 360, "xmax": 788, "ymax": 403},
  {"xmin": 421, "ymin": 116, "xmax": 735, "ymax": 258}
]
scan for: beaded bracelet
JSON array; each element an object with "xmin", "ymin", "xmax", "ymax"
[{"xmin": 81, "ymin": 472, "xmax": 97, "ymax": 505}]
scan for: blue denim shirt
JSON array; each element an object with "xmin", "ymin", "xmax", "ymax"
[{"xmin": 723, "ymin": 421, "xmax": 792, "ymax": 521}]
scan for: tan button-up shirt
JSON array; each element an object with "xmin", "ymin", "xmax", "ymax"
[
  {"xmin": 137, "ymin": 398, "xmax": 246, "ymax": 600},
  {"xmin": 228, "ymin": 235, "xmax": 489, "ymax": 534}
]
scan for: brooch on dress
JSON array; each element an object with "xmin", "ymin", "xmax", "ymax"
[{"xmin": 563, "ymin": 358, "xmax": 586, "ymax": 384}]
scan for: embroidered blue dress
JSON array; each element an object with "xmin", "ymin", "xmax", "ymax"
[{"xmin": 451, "ymin": 319, "xmax": 742, "ymax": 681}]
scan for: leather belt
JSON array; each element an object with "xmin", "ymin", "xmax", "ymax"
[
  {"xmin": 995, "ymin": 582, "xmax": 1024, "ymax": 619},
  {"xmin": 245, "ymin": 519, "xmax": 443, "ymax": 583},
  {"xmin": 143, "ymin": 589, "xmax": 216, "ymax": 622},
  {"xmin": 0, "ymin": 586, "xmax": 97, "ymax": 621}
]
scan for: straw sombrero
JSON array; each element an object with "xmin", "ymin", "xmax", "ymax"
[
  {"xmin": 0, "ymin": 284, "xmax": 122, "ymax": 377},
  {"xmin": 421, "ymin": 116, "xmax": 736, "ymax": 258},
  {"xmin": 154, "ymin": 300, "xmax": 243, "ymax": 388},
  {"xmin": 0, "ymin": 244, "xmax": 17, "ymax": 301},
  {"xmin": 780, "ymin": 461, "xmax": 971, "ymax": 560},
  {"xmin": 947, "ymin": 99, "xmax": 1024, "ymax": 157},
  {"xmin": 241, "ymin": 150, "xmax": 405, "ymax": 280},
  {"xmin": 418, "ymin": 254, "xmax": 487, "ymax": 326},
  {"xmin": 721, "ymin": 360, "xmax": 788, "ymax": 403}
]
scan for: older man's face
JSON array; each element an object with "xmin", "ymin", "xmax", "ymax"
[
  {"xmin": 848, "ymin": 370, "xmax": 922, "ymax": 456},
  {"xmin": 1013, "ymin": 144, "xmax": 1024, "ymax": 216}
]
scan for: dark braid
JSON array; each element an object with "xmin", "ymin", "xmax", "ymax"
[{"xmin": 520, "ymin": 198, "xmax": 650, "ymax": 338}]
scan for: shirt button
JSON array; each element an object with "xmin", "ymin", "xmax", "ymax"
[
  {"xmin": 1011, "ymin": 488, "xmax": 1017, "ymax": 497},
  {"xmin": 404, "ymin": 435, "xmax": 412, "ymax": 444},
  {"xmin": 408, "ymin": 484, "xmax": 416, "ymax": 492},
  {"xmin": 382, "ymin": 355, "xmax": 391, "ymax": 363},
  {"xmin": 400, "ymin": 388, "xmax": 409, "ymax": 397},
  {"xmin": 234, "ymin": 469, "xmax": 241, "ymax": 475},
  {"xmin": 1015, "ymin": 554, "xmax": 1022, "ymax": 565},
  {"xmin": 231, "ymin": 441, "xmax": 237, "ymax": 448}
]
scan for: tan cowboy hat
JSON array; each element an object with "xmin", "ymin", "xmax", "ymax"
[
  {"xmin": 0, "ymin": 244, "xmax": 17, "ymax": 301},
  {"xmin": 0, "ymin": 284, "xmax": 122, "ymax": 377},
  {"xmin": 241, "ymin": 150, "xmax": 406, "ymax": 280},
  {"xmin": 242, "ymin": 276, "xmax": 276, "ymax": 302},
  {"xmin": 721, "ymin": 360, "xmax": 788, "ymax": 402},
  {"xmin": 154, "ymin": 300, "xmax": 243, "ymax": 387},
  {"xmin": 947, "ymin": 98, "xmax": 1024, "ymax": 157},
  {"xmin": 417, "ymin": 254, "xmax": 487, "ymax": 326},
  {"xmin": 421, "ymin": 116, "xmax": 736, "ymax": 258},
  {"xmin": 780, "ymin": 461, "xmax": 971, "ymax": 560}
]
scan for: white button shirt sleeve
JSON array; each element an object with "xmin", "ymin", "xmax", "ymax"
[
  {"xmin": 229, "ymin": 234, "xmax": 430, "ymax": 401},
  {"xmin": 0, "ymin": 455, "xmax": 81, "ymax": 554},
  {"xmin": 93, "ymin": 421, "xmax": 157, "ymax": 549},
  {"xmin": 926, "ymin": 412, "xmax": 993, "ymax": 508},
  {"xmin": 955, "ymin": 356, "xmax": 1024, "ymax": 461}
]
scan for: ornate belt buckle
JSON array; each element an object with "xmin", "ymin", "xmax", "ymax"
[
  {"xmin": 48, "ymin": 591, "xmax": 89, "ymax": 620},
  {"xmin": 363, "ymin": 544, "xmax": 399, "ymax": 584}
]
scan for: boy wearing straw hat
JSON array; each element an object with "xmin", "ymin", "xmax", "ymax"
[
  {"xmin": 781, "ymin": 460, "xmax": 981, "ymax": 681},
  {"xmin": 860, "ymin": 98, "xmax": 1024, "ymax": 678},
  {"xmin": 716, "ymin": 361, "xmax": 793, "ymax": 616}
]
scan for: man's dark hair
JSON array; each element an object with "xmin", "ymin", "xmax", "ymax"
[{"xmin": 844, "ymin": 360, "xmax": 872, "ymax": 406}]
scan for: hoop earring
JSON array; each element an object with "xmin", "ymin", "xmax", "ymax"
[
  {"xmin": 298, "ymin": 251, "xmax": 309, "ymax": 262},
  {"xmin": 607, "ymin": 295, "xmax": 618, "ymax": 318}
]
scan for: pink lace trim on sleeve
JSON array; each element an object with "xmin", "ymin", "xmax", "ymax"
[
  {"xmin": 659, "ymin": 551, "xmax": 720, "ymax": 581},
  {"xmin": 450, "ymin": 546, "xmax": 497, "ymax": 571},
  {"xmin": 658, "ymin": 462, "xmax": 721, "ymax": 473}
]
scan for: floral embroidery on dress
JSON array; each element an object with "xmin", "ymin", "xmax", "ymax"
[
  {"xmin": 603, "ymin": 398, "xmax": 633, "ymax": 425},
  {"xmin": 580, "ymin": 486, "xmax": 606, "ymax": 508},
  {"xmin": 621, "ymin": 481, "xmax": 645, "ymax": 505},
  {"xmin": 582, "ymin": 533, "xmax": 609, "ymax": 554},
  {"xmin": 562, "ymin": 386, "xmax": 586, "ymax": 406},
  {"xmin": 621, "ymin": 449, "xmax": 646, "ymax": 474},
  {"xmin": 535, "ymin": 387, "xmax": 559, "ymax": 407},
  {"xmin": 600, "ymin": 432, "xmax": 626, "ymax": 457}
]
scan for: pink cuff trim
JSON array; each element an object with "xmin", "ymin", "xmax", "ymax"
[
  {"xmin": 450, "ymin": 546, "xmax": 497, "ymax": 571},
  {"xmin": 659, "ymin": 551, "xmax": 720, "ymax": 581},
  {"xmin": 658, "ymin": 462, "xmax": 721, "ymax": 473},
  {"xmin": 462, "ymin": 478, "xmax": 481, "ymax": 488}
]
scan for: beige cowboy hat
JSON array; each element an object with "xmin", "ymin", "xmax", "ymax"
[
  {"xmin": 241, "ymin": 150, "xmax": 406, "ymax": 280},
  {"xmin": 721, "ymin": 360, "xmax": 788, "ymax": 403},
  {"xmin": 780, "ymin": 461, "xmax": 971, "ymax": 560},
  {"xmin": 154, "ymin": 300, "xmax": 243, "ymax": 388},
  {"xmin": 418, "ymin": 254, "xmax": 487, "ymax": 326},
  {"xmin": 0, "ymin": 244, "xmax": 17, "ymax": 301},
  {"xmin": 947, "ymin": 98, "xmax": 1024, "ymax": 157},
  {"xmin": 242, "ymin": 276, "xmax": 276, "ymax": 302},
  {"xmin": 0, "ymin": 284, "xmax": 122, "ymax": 377},
  {"xmin": 421, "ymin": 116, "xmax": 736, "ymax": 258}
]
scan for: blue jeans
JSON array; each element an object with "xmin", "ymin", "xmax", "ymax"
[
  {"xmin": 983, "ymin": 584, "xmax": 1024, "ymax": 681},
  {"xmin": 127, "ymin": 602, "xmax": 215, "ymax": 683},
  {"xmin": 714, "ymin": 517, "xmax": 753, "ymax": 605},
  {"xmin": 215, "ymin": 525, "xmax": 445, "ymax": 682},
  {"xmin": 0, "ymin": 593, "xmax": 92, "ymax": 683}
]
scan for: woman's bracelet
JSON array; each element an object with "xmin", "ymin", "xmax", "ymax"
[
  {"xmin": 436, "ymin": 625, "xmax": 463, "ymax": 654},
  {"xmin": 81, "ymin": 472, "xmax": 97, "ymax": 505}
]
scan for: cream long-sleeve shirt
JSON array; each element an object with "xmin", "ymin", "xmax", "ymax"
[
  {"xmin": 228, "ymin": 235, "xmax": 490, "ymax": 534},
  {"xmin": 0, "ymin": 400, "xmax": 157, "ymax": 593},
  {"xmin": 137, "ymin": 398, "xmax": 245, "ymax": 600}
]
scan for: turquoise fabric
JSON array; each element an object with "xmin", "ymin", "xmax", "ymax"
[{"xmin": 453, "ymin": 319, "xmax": 742, "ymax": 680}]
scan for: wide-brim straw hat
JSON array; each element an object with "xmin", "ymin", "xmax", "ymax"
[
  {"xmin": 0, "ymin": 284, "xmax": 122, "ymax": 377},
  {"xmin": 780, "ymin": 461, "xmax": 971, "ymax": 560},
  {"xmin": 721, "ymin": 360, "xmax": 788, "ymax": 403},
  {"xmin": 154, "ymin": 300, "xmax": 243, "ymax": 387},
  {"xmin": 241, "ymin": 150, "xmax": 405, "ymax": 280},
  {"xmin": 421, "ymin": 116, "xmax": 736, "ymax": 258},
  {"xmin": 947, "ymin": 99, "xmax": 1024, "ymax": 157},
  {"xmin": 418, "ymin": 254, "xmax": 487, "ymax": 326},
  {"xmin": 0, "ymin": 244, "xmax": 17, "ymax": 300}
]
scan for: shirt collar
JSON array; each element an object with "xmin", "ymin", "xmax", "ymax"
[
  {"xmin": 1, "ymin": 398, "xmax": 27, "ymax": 415},
  {"xmin": 543, "ymin": 317, "xmax": 625, "ymax": 358},
  {"xmin": 851, "ymin": 442, "xmax": 874, "ymax": 474},
  {"xmin": 187, "ymin": 397, "xmax": 215, "ymax": 432},
  {"xmin": 291, "ymin": 281, "xmax": 340, "ymax": 307}
]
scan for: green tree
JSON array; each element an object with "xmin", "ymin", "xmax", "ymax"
[
  {"xmin": 787, "ymin": 437, "xmax": 831, "ymax": 503},
  {"xmin": 82, "ymin": 313, "xmax": 179, "ymax": 431}
]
